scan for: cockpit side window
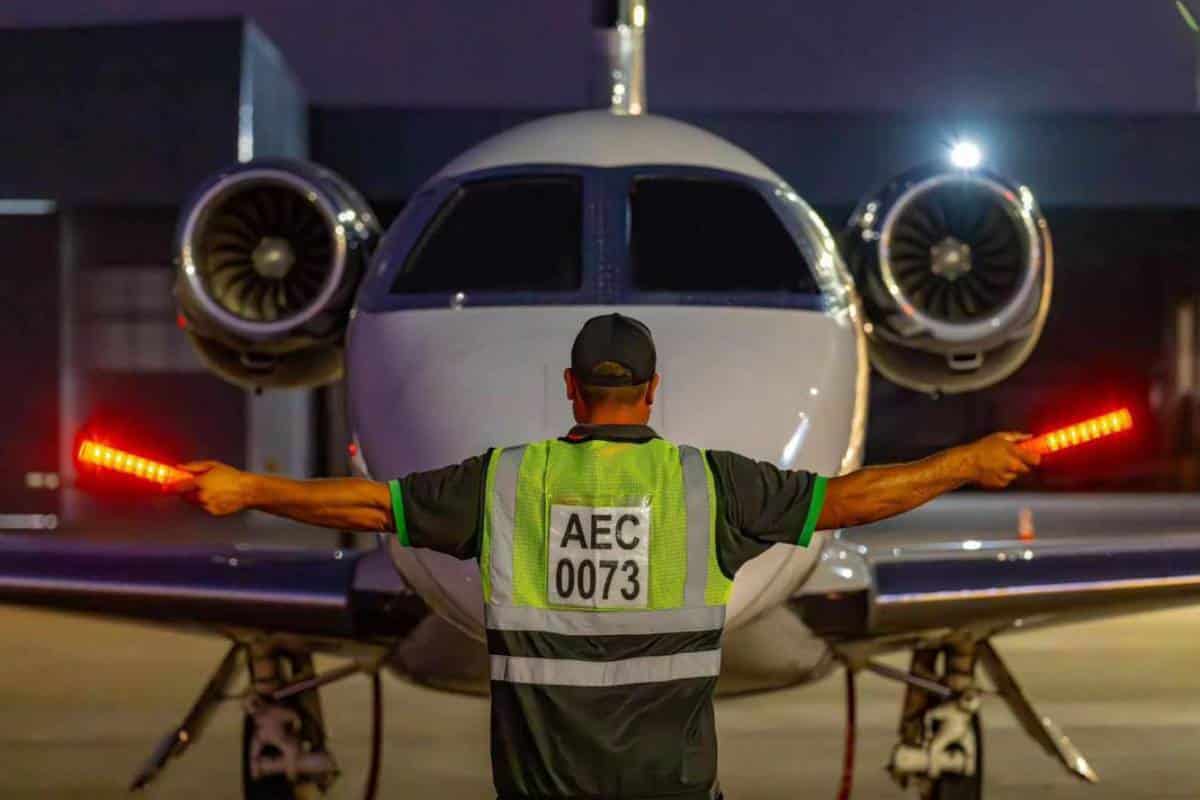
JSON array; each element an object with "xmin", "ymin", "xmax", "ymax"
[
  {"xmin": 391, "ymin": 175, "xmax": 583, "ymax": 293},
  {"xmin": 629, "ymin": 177, "xmax": 819, "ymax": 293}
]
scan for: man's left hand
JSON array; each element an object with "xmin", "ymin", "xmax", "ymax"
[{"xmin": 172, "ymin": 461, "xmax": 254, "ymax": 516}]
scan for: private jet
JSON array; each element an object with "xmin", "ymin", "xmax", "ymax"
[{"xmin": 4, "ymin": 3, "xmax": 1196, "ymax": 799}]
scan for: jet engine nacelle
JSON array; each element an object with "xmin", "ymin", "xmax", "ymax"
[
  {"xmin": 174, "ymin": 159, "xmax": 380, "ymax": 389},
  {"xmin": 841, "ymin": 166, "xmax": 1053, "ymax": 394}
]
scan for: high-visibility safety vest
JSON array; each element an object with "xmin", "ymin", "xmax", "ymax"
[{"xmin": 481, "ymin": 437, "xmax": 733, "ymax": 800}]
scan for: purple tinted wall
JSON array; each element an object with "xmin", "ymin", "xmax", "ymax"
[{"xmin": 0, "ymin": 0, "xmax": 1193, "ymax": 112}]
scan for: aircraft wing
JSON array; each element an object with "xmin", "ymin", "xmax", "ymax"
[
  {"xmin": 798, "ymin": 492, "xmax": 1200, "ymax": 647},
  {"xmin": 798, "ymin": 530, "xmax": 1200, "ymax": 645},
  {"xmin": 792, "ymin": 525, "xmax": 1200, "ymax": 789},
  {"xmin": 0, "ymin": 534, "xmax": 444, "ymax": 791},
  {"xmin": 0, "ymin": 534, "xmax": 427, "ymax": 649}
]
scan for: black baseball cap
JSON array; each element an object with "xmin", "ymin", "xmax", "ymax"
[{"xmin": 570, "ymin": 313, "xmax": 657, "ymax": 386}]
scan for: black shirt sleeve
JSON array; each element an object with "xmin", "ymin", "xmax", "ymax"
[
  {"xmin": 389, "ymin": 451, "xmax": 492, "ymax": 560},
  {"xmin": 705, "ymin": 449, "xmax": 827, "ymax": 577}
]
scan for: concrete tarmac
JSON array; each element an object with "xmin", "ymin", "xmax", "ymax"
[{"xmin": 0, "ymin": 601, "xmax": 1195, "ymax": 799}]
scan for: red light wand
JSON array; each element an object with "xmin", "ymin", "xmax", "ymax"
[
  {"xmin": 1019, "ymin": 408, "xmax": 1133, "ymax": 457},
  {"xmin": 76, "ymin": 440, "xmax": 190, "ymax": 486}
]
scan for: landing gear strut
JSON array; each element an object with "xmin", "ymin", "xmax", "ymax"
[
  {"xmin": 839, "ymin": 641, "xmax": 983, "ymax": 799},
  {"xmin": 241, "ymin": 643, "xmax": 338, "ymax": 799},
  {"xmin": 130, "ymin": 640, "xmax": 386, "ymax": 799},
  {"xmin": 839, "ymin": 636, "xmax": 1097, "ymax": 799},
  {"xmin": 894, "ymin": 696, "xmax": 983, "ymax": 800},
  {"xmin": 888, "ymin": 642, "xmax": 983, "ymax": 800}
]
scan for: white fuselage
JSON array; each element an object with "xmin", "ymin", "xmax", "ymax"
[
  {"xmin": 343, "ymin": 110, "xmax": 868, "ymax": 688},
  {"xmin": 348, "ymin": 305, "xmax": 864, "ymax": 640}
]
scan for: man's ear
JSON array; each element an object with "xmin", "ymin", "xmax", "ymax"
[
  {"xmin": 644, "ymin": 373, "xmax": 661, "ymax": 406},
  {"xmin": 564, "ymin": 368, "xmax": 577, "ymax": 402}
]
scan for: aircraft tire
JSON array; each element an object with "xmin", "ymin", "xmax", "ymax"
[
  {"xmin": 929, "ymin": 713, "xmax": 983, "ymax": 800},
  {"xmin": 240, "ymin": 714, "xmax": 320, "ymax": 800}
]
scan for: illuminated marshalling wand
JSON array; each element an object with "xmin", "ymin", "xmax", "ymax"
[
  {"xmin": 76, "ymin": 441, "xmax": 190, "ymax": 486},
  {"xmin": 1019, "ymin": 409, "xmax": 1133, "ymax": 457}
]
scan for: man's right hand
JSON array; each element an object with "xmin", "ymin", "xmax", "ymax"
[
  {"xmin": 817, "ymin": 431, "xmax": 1043, "ymax": 531},
  {"xmin": 963, "ymin": 432, "xmax": 1041, "ymax": 489}
]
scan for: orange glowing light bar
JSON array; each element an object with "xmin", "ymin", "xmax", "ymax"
[
  {"xmin": 1020, "ymin": 408, "xmax": 1133, "ymax": 456},
  {"xmin": 76, "ymin": 441, "xmax": 189, "ymax": 486}
]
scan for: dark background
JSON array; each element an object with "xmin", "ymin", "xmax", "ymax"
[
  {"xmin": 3, "ymin": 2, "xmax": 1200, "ymax": 528},
  {"xmin": 0, "ymin": 1, "xmax": 1193, "ymax": 112}
]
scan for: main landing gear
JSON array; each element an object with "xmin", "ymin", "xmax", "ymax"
[
  {"xmin": 886, "ymin": 642, "xmax": 982, "ymax": 800},
  {"xmin": 836, "ymin": 637, "xmax": 1098, "ymax": 800},
  {"xmin": 129, "ymin": 639, "xmax": 386, "ymax": 800},
  {"xmin": 240, "ymin": 644, "xmax": 339, "ymax": 799}
]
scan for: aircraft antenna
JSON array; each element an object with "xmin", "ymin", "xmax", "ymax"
[
  {"xmin": 1177, "ymin": 1, "xmax": 1199, "ymax": 33},
  {"xmin": 592, "ymin": 0, "xmax": 648, "ymax": 114},
  {"xmin": 1175, "ymin": 1, "xmax": 1200, "ymax": 109}
]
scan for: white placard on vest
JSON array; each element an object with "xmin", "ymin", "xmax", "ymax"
[{"xmin": 548, "ymin": 504, "xmax": 650, "ymax": 609}]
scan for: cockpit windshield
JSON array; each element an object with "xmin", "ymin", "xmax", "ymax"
[
  {"xmin": 391, "ymin": 175, "xmax": 583, "ymax": 293},
  {"xmin": 630, "ymin": 177, "xmax": 818, "ymax": 293}
]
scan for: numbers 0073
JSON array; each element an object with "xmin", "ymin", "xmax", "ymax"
[{"xmin": 553, "ymin": 558, "xmax": 641, "ymax": 602}]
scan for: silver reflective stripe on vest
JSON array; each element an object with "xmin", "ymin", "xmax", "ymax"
[
  {"xmin": 487, "ymin": 446, "xmax": 526, "ymax": 606},
  {"xmin": 486, "ymin": 604, "xmax": 725, "ymax": 635},
  {"xmin": 678, "ymin": 445, "xmax": 710, "ymax": 607},
  {"xmin": 491, "ymin": 649, "xmax": 722, "ymax": 687}
]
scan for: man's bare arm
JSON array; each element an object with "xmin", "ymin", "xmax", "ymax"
[
  {"xmin": 817, "ymin": 432, "xmax": 1041, "ymax": 531},
  {"xmin": 173, "ymin": 461, "xmax": 393, "ymax": 532}
]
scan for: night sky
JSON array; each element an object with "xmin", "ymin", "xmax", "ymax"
[{"xmin": 0, "ymin": 1, "xmax": 1194, "ymax": 112}]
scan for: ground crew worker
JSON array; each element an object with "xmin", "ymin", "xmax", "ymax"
[{"xmin": 175, "ymin": 312, "xmax": 1040, "ymax": 800}]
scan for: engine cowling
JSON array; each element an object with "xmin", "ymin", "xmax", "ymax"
[
  {"xmin": 175, "ymin": 159, "xmax": 380, "ymax": 389},
  {"xmin": 841, "ymin": 165, "xmax": 1053, "ymax": 394}
]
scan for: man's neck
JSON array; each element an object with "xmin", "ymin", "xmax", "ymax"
[{"xmin": 578, "ymin": 409, "xmax": 651, "ymax": 426}]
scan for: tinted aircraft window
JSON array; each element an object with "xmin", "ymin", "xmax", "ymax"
[
  {"xmin": 392, "ymin": 176, "xmax": 583, "ymax": 293},
  {"xmin": 630, "ymin": 177, "xmax": 817, "ymax": 292}
]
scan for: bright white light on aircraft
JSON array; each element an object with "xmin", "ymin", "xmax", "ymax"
[
  {"xmin": 963, "ymin": 539, "xmax": 982, "ymax": 551},
  {"xmin": 948, "ymin": 140, "xmax": 983, "ymax": 170},
  {"xmin": 1019, "ymin": 185, "xmax": 1035, "ymax": 211},
  {"xmin": 632, "ymin": 3, "xmax": 646, "ymax": 27}
]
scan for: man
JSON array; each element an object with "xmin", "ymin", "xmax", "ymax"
[{"xmin": 176, "ymin": 312, "xmax": 1040, "ymax": 800}]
